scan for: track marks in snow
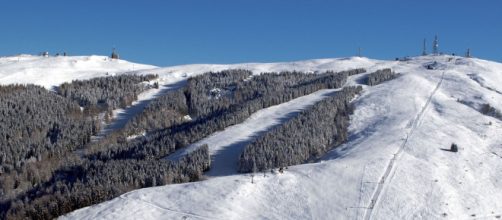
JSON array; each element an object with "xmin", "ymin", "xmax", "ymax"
[
  {"xmin": 118, "ymin": 196, "xmax": 217, "ymax": 220},
  {"xmin": 492, "ymin": 152, "xmax": 502, "ymax": 159},
  {"xmin": 364, "ymin": 72, "xmax": 445, "ymax": 220}
]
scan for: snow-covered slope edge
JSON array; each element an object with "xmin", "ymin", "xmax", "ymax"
[
  {"xmin": 62, "ymin": 56, "xmax": 502, "ymax": 220},
  {"xmin": 0, "ymin": 55, "xmax": 157, "ymax": 88}
]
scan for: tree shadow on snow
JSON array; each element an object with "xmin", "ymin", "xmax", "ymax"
[{"xmin": 439, "ymin": 148, "xmax": 455, "ymax": 152}]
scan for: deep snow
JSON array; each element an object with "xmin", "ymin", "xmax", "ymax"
[{"xmin": 2, "ymin": 54, "xmax": 501, "ymax": 219}]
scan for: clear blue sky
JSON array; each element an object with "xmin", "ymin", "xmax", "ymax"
[{"xmin": 1, "ymin": 0, "xmax": 501, "ymax": 66}]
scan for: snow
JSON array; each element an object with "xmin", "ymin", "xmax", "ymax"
[
  {"xmin": 93, "ymin": 81, "xmax": 187, "ymax": 140},
  {"xmin": 2, "ymin": 54, "xmax": 501, "ymax": 219},
  {"xmin": 91, "ymin": 57, "xmax": 379, "ymax": 140},
  {"xmin": 0, "ymin": 55, "xmax": 157, "ymax": 88},
  {"xmin": 183, "ymin": 115, "xmax": 193, "ymax": 121},
  {"xmin": 0, "ymin": 54, "xmax": 167, "ymax": 142},
  {"xmin": 167, "ymin": 88, "xmax": 342, "ymax": 176}
]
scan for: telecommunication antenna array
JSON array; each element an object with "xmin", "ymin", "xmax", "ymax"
[{"xmin": 432, "ymin": 35, "xmax": 439, "ymax": 55}]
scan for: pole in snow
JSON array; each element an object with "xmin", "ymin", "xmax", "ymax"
[
  {"xmin": 465, "ymin": 48, "xmax": 471, "ymax": 58},
  {"xmin": 422, "ymin": 38, "xmax": 427, "ymax": 56}
]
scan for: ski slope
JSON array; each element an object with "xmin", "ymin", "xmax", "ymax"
[
  {"xmin": 2, "ymin": 54, "xmax": 501, "ymax": 219},
  {"xmin": 56, "ymin": 55, "xmax": 502, "ymax": 220},
  {"xmin": 93, "ymin": 81, "xmax": 188, "ymax": 140},
  {"xmin": 94, "ymin": 57, "xmax": 381, "ymax": 140},
  {"xmin": 167, "ymin": 88, "xmax": 343, "ymax": 177}
]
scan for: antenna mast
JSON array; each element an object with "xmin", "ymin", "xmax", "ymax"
[
  {"xmin": 432, "ymin": 35, "xmax": 439, "ymax": 55},
  {"xmin": 111, "ymin": 47, "xmax": 119, "ymax": 59},
  {"xmin": 465, "ymin": 48, "xmax": 471, "ymax": 58},
  {"xmin": 422, "ymin": 38, "xmax": 427, "ymax": 56}
]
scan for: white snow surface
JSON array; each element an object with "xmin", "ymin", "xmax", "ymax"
[
  {"xmin": 3, "ymin": 55, "xmax": 501, "ymax": 220},
  {"xmin": 0, "ymin": 55, "xmax": 157, "ymax": 88}
]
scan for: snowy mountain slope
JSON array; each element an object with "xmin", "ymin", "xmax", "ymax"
[
  {"xmin": 59, "ymin": 55, "xmax": 502, "ymax": 220},
  {"xmin": 0, "ymin": 54, "xmax": 161, "ymax": 141},
  {"xmin": 0, "ymin": 55, "xmax": 378, "ymax": 147},
  {"xmin": 167, "ymin": 88, "xmax": 343, "ymax": 177},
  {"xmin": 95, "ymin": 57, "xmax": 379, "ymax": 139},
  {"xmin": 90, "ymin": 57, "xmax": 379, "ymax": 143},
  {"xmin": 93, "ymin": 81, "xmax": 187, "ymax": 140},
  {"xmin": 0, "ymin": 55, "xmax": 157, "ymax": 88}
]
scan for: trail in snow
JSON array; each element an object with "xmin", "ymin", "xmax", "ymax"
[
  {"xmin": 118, "ymin": 196, "xmax": 215, "ymax": 220},
  {"xmin": 167, "ymin": 89, "xmax": 340, "ymax": 176},
  {"xmin": 364, "ymin": 71, "xmax": 445, "ymax": 220},
  {"xmin": 492, "ymin": 152, "xmax": 502, "ymax": 159},
  {"xmin": 91, "ymin": 80, "xmax": 186, "ymax": 141}
]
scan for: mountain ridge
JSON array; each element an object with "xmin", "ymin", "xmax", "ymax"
[
  {"xmin": 57, "ymin": 55, "xmax": 502, "ymax": 219},
  {"xmin": 1, "ymin": 55, "xmax": 501, "ymax": 219}
]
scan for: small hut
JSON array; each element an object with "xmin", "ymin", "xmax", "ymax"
[{"xmin": 111, "ymin": 48, "xmax": 119, "ymax": 60}]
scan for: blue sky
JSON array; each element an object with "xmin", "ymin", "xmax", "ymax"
[{"xmin": 1, "ymin": 0, "xmax": 501, "ymax": 66}]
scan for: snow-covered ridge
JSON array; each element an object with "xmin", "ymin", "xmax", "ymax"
[
  {"xmin": 0, "ymin": 55, "xmax": 157, "ymax": 88},
  {"xmin": 0, "ymin": 55, "xmax": 380, "ymax": 89},
  {"xmin": 2, "ymin": 55, "xmax": 501, "ymax": 219},
  {"xmin": 60, "ymin": 55, "xmax": 502, "ymax": 220}
]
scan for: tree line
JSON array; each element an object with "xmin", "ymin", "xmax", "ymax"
[
  {"xmin": 87, "ymin": 69, "xmax": 363, "ymax": 162},
  {"xmin": 238, "ymin": 86, "xmax": 363, "ymax": 172},
  {"xmin": 1, "ymin": 69, "xmax": 365, "ymax": 219},
  {"xmin": 365, "ymin": 68, "xmax": 399, "ymax": 86},
  {"xmin": 122, "ymin": 68, "xmax": 364, "ymax": 138},
  {"xmin": 0, "ymin": 85, "xmax": 98, "ymax": 199},
  {"xmin": 57, "ymin": 74, "xmax": 158, "ymax": 117},
  {"xmin": 0, "ymin": 83, "xmax": 209, "ymax": 218},
  {"xmin": 3, "ymin": 145, "xmax": 210, "ymax": 219}
]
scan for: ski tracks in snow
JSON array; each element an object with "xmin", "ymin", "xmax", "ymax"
[
  {"xmin": 363, "ymin": 71, "xmax": 445, "ymax": 220},
  {"xmin": 118, "ymin": 195, "xmax": 218, "ymax": 220}
]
